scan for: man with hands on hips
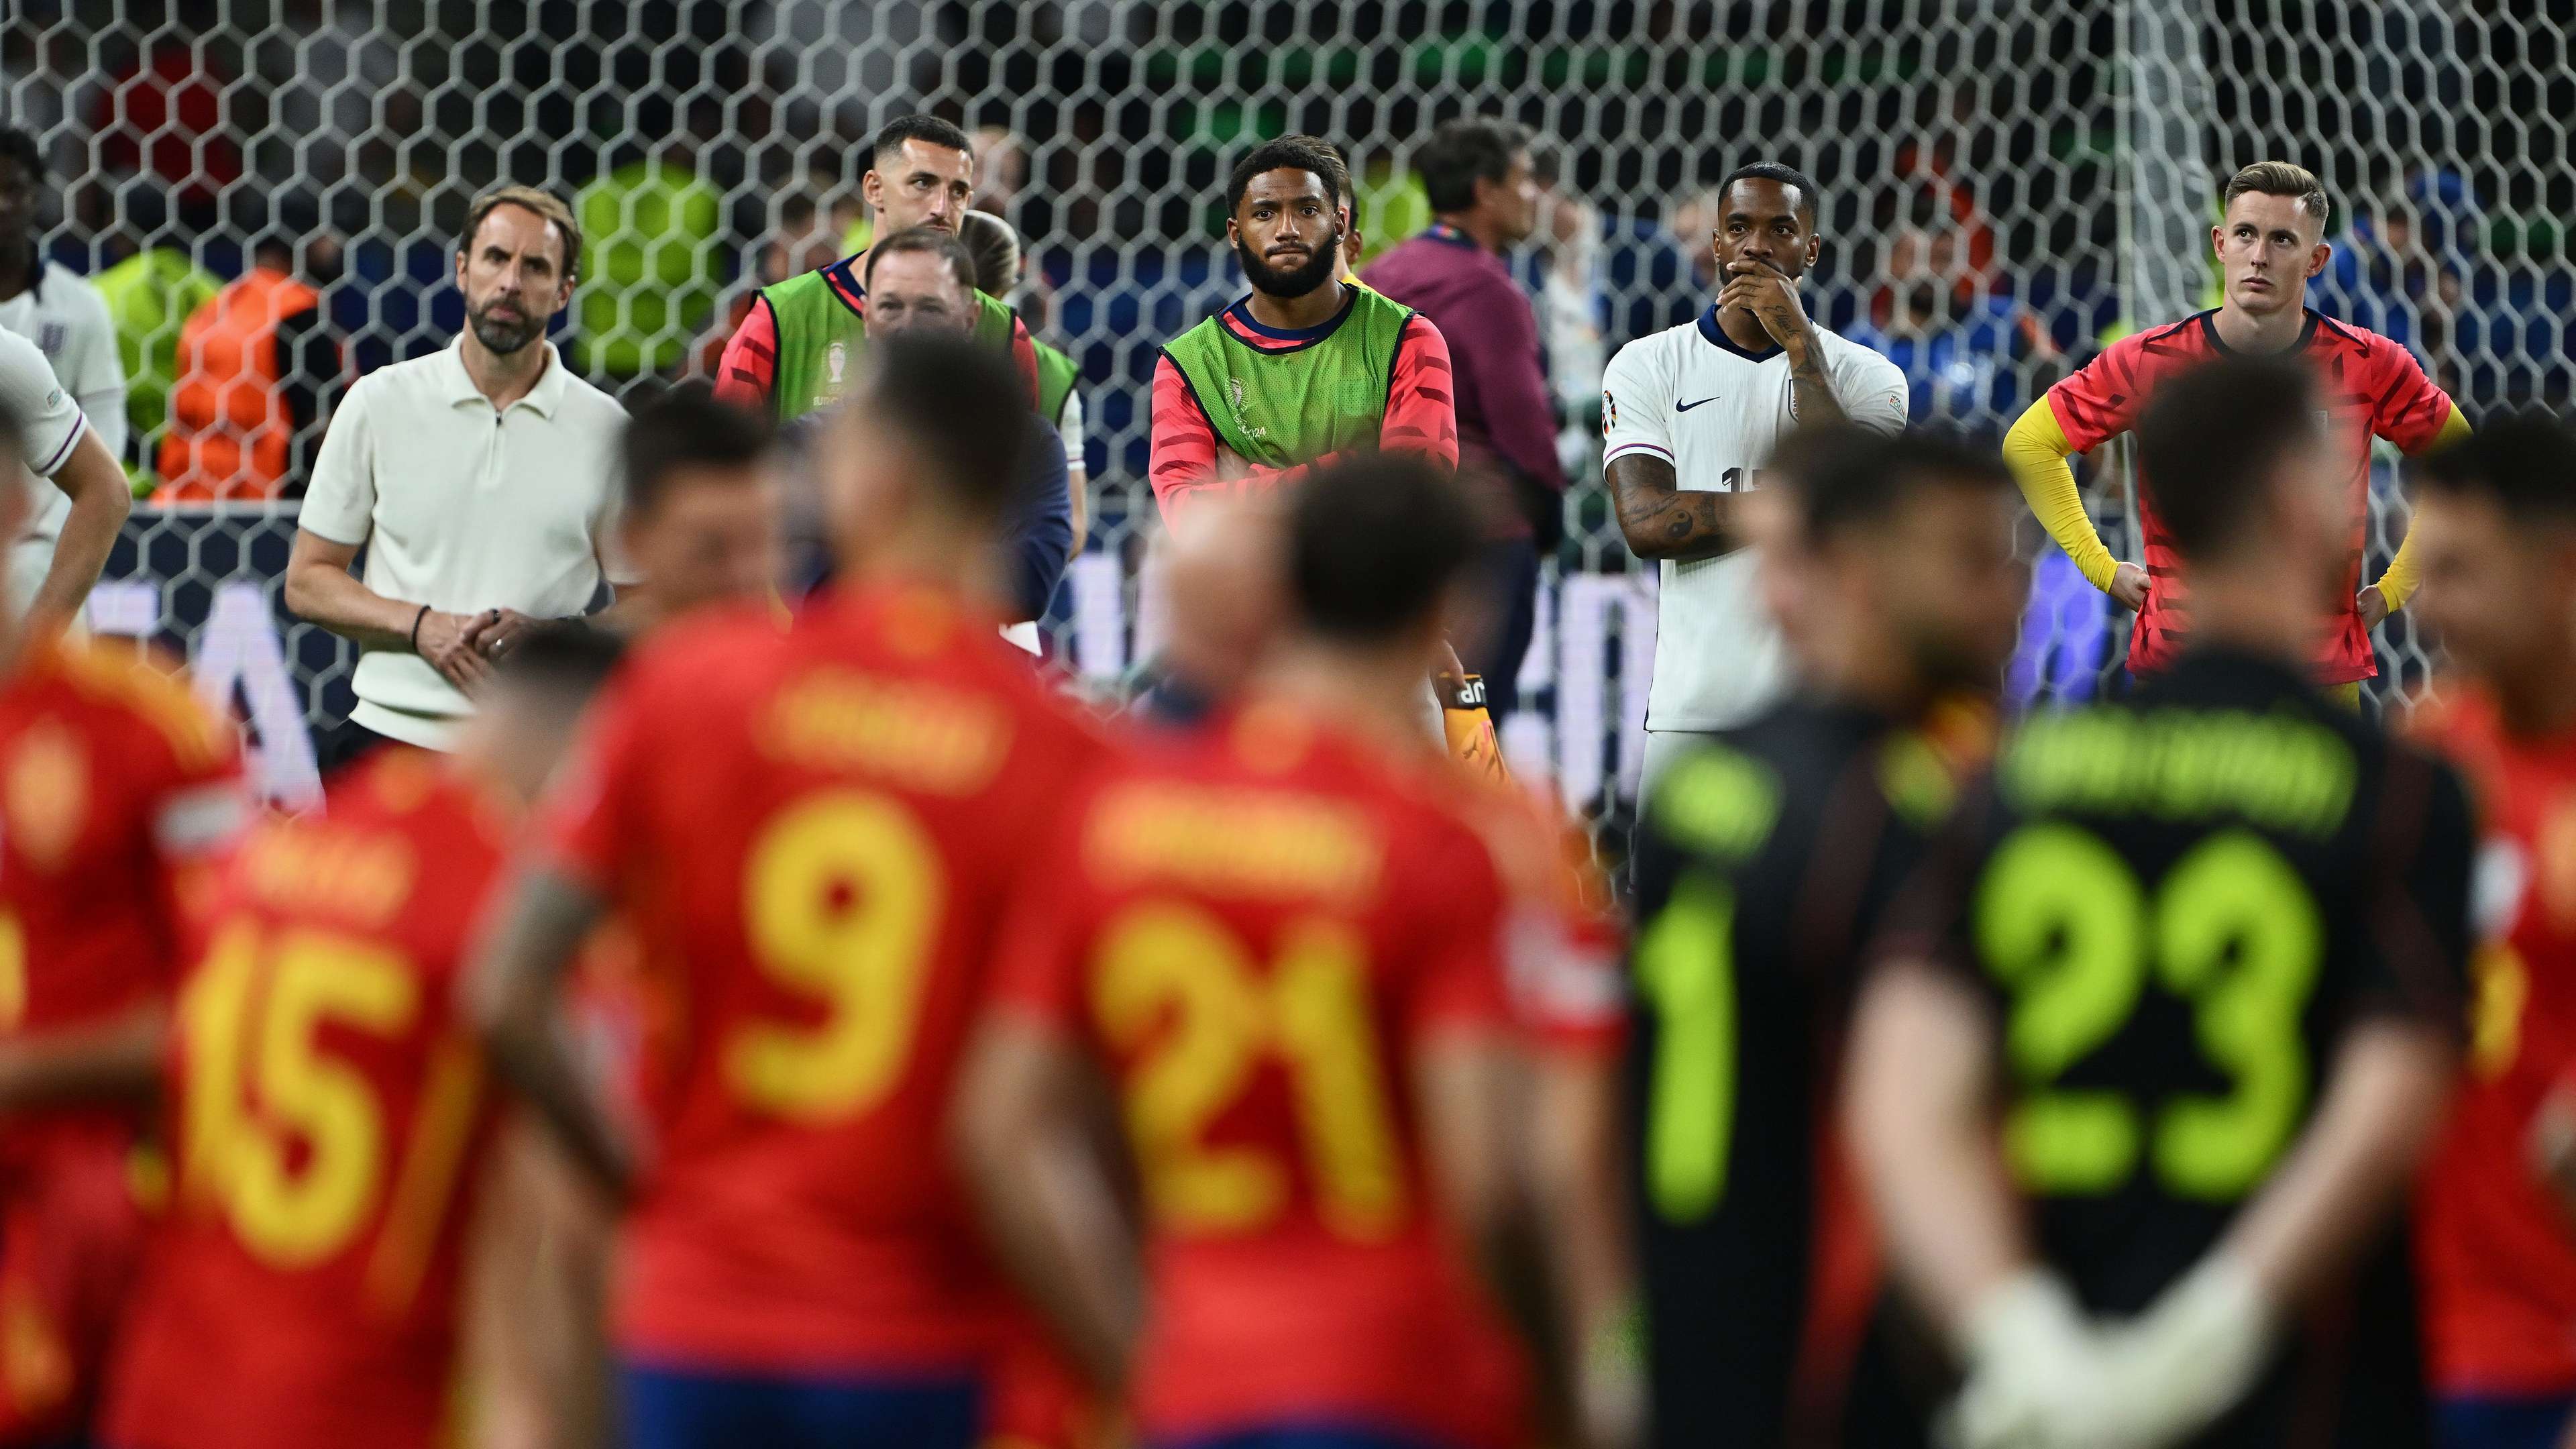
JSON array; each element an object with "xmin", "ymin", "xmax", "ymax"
[
  {"xmin": 1601, "ymin": 161, "xmax": 1908, "ymax": 798},
  {"xmin": 287, "ymin": 184, "xmax": 645, "ymax": 769}
]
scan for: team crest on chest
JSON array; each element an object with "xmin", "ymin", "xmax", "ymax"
[
  {"xmin": 826, "ymin": 341, "xmax": 848, "ymax": 386},
  {"xmin": 5, "ymin": 722, "xmax": 85, "ymax": 872},
  {"xmin": 36, "ymin": 323, "xmax": 64, "ymax": 358}
]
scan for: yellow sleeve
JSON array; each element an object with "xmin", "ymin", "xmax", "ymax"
[
  {"xmin": 2372, "ymin": 404, "xmax": 2474, "ymax": 611},
  {"xmin": 2002, "ymin": 398, "xmax": 2119, "ymax": 592}
]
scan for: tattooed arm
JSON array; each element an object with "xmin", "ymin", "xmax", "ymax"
[{"xmin": 1607, "ymin": 451, "xmax": 1744, "ymax": 561}]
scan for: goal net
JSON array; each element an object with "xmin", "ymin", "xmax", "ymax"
[{"xmin": 5, "ymin": 1, "xmax": 2564, "ymax": 815}]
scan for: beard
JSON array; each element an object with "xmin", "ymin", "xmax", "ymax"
[
  {"xmin": 1236, "ymin": 228, "xmax": 1341, "ymax": 299},
  {"xmin": 468, "ymin": 297, "xmax": 545, "ymax": 355}
]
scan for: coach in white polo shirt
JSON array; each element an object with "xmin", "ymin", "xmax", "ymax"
[
  {"xmin": 1603, "ymin": 162, "xmax": 1905, "ymax": 794},
  {"xmin": 287, "ymin": 184, "xmax": 641, "ymax": 760}
]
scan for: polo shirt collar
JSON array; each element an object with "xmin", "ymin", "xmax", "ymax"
[{"xmin": 439, "ymin": 332, "xmax": 570, "ymax": 415}]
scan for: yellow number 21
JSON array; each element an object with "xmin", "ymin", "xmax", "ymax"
[{"xmin": 1091, "ymin": 903, "xmax": 1407, "ymax": 1242}]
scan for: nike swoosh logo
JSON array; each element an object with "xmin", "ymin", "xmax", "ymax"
[{"xmin": 1675, "ymin": 396, "xmax": 1719, "ymax": 412}]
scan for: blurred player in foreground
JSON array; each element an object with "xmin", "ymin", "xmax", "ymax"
[
  {"xmin": 1627, "ymin": 426, "xmax": 2023, "ymax": 1448},
  {"xmin": 2402, "ymin": 417, "xmax": 2576, "ymax": 1449},
  {"xmin": 100, "ymin": 627, "xmax": 621, "ymax": 1449},
  {"xmin": 0, "ymin": 400, "xmax": 244, "ymax": 1444},
  {"xmin": 2004, "ymin": 162, "xmax": 2469, "ymax": 697},
  {"xmin": 1849, "ymin": 356, "xmax": 2471, "ymax": 1449},
  {"xmin": 468, "ymin": 386, "xmax": 782, "ymax": 1449},
  {"xmin": 472, "ymin": 334, "xmax": 1105, "ymax": 1449},
  {"xmin": 955, "ymin": 453, "xmax": 1626, "ymax": 1449},
  {"xmin": 604, "ymin": 385, "xmax": 780, "ymax": 633}
]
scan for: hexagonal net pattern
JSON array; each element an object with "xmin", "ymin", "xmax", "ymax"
[{"xmin": 3, "ymin": 1, "xmax": 2565, "ymax": 816}]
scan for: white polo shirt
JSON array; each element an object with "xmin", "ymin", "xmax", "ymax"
[
  {"xmin": 1603, "ymin": 305, "xmax": 1907, "ymax": 732},
  {"xmin": 301, "ymin": 337, "xmax": 634, "ymax": 749}
]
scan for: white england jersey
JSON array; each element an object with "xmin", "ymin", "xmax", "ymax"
[
  {"xmin": 1602, "ymin": 305, "xmax": 1907, "ymax": 731},
  {"xmin": 0, "ymin": 262, "xmax": 127, "ymax": 559}
]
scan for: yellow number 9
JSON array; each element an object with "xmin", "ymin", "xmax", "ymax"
[{"xmin": 728, "ymin": 792, "xmax": 943, "ymax": 1122}]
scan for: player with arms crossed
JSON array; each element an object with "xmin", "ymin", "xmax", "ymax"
[
  {"xmin": 100, "ymin": 629, "xmax": 621, "ymax": 1449},
  {"xmin": 714, "ymin": 116, "xmax": 1040, "ymax": 424},
  {"xmin": 0, "ymin": 396, "xmax": 245, "ymax": 1444},
  {"xmin": 1848, "ymin": 356, "xmax": 2471, "ymax": 1449},
  {"xmin": 956, "ymin": 455, "xmax": 1628, "ymax": 1449},
  {"xmin": 472, "ymin": 335, "xmax": 1107, "ymax": 1449},
  {"xmin": 2004, "ymin": 162, "xmax": 2470, "ymax": 698},
  {"xmin": 1601, "ymin": 163, "xmax": 1909, "ymax": 792},
  {"xmin": 1148, "ymin": 137, "xmax": 1458, "ymax": 525},
  {"xmin": 1629, "ymin": 426, "xmax": 2025, "ymax": 1448},
  {"xmin": 2401, "ymin": 418, "xmax": 2576, "ymax": 1449}
]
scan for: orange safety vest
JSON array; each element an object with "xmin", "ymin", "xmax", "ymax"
[{"xmin": 156, "ymin": 268, "xmax": 321, "ymax": 502}]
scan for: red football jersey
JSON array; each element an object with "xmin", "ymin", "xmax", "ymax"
[
  {"xmin": 2413, "ymin": 688, "xmax": 2576, "ymax": 1396},
  {"xmin": 535, "ymin": 584, "xmax": 1107, "ymax": 1376},
  {"xmin": 991, "ymin": 702, "xmax": 1533, "ymax": 1449},
  {"xmin": 0, "ymin": 639, "xmax": 245, "ymax": 1159},
  {"xmin": 2045, "ymin": 309, "xmax": 2456, "ymax": 683},
  {"xmin": 103, "ymin": 749, "xmax": 508, "ymax": 1449},
  {"xmin": 0, "ymin": 640, "xmax": 244, "ymax": 1438}
]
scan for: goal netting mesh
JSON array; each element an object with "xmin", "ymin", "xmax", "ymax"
[{"xmin": 5, "ymin": 1, "xmax": 2567, "ymax": 816}]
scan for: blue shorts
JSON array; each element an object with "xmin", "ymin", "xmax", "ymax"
[
  {"xmin": 2436, "ymin": 1392, "xmax": 2576, "ymax": 1449},
  {"xmin": 1159, "ymin": 1428, "xmax": 1454, "ymax": 1449},
  {"xmin": 619, "ymin": 1362, "xmax": 981, "ymax": 1449}
]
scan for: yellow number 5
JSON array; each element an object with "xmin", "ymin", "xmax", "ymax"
[{"xmin": 727, "ymin": 792, "xmax": 942, "ymax": 1122}]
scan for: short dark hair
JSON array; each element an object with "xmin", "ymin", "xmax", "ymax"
[
  {"xmin": 956, "ymin": 209, "xmax": 1021, "ymax": 297},
  {"xmin": 1275, "ymin": 133, "xmax": 1353, "ymax": 209},
  {"xmin": 861, "ymin": 224, "xmax": 979, "ymax": 295},
  {"xmin": 2135, "ymin": 356, "xmax": 2322, "ymax": 563},
  {"xmin": 1771, "ymin": 425, "xmax": 2012, "ymax": 546},
  {"xmin": 1717, "ymin": 161, "xmax": 1821, "ymax": 226},
  {"xmin": 491, "ymin": 622, "xmax": 627, "ymax": 702},
  {"xmin": 1287, "ymin": 454, "xmax": 1481, "ymax": 645},
  {"xmin": 2224, "ymin": 161, "xmax": 2331, "ymax": 227},
  {"xmin": 621, "ymin": 383, "xmax": 771, "ymax": 519},
  {"xmin": 1416, "ymin": 119, "xmax": 1529, "ymax": 214},
  {"xmin": 871, "ymin": 115, "xmax": 975, "ymax": 168},
  {"xmin": 854, "ymin": 333, "xmax": 1034, "ymax": 521},
  {"xmin": 1226, "ymin": 138, "xmax": 1346, "ymax": 217},
  {"xmin": 0, "ymin": 127, "xmax": 41, "ymax": 184},
  {"xmin": 2410, "ymin": 412, "xmax": 2576, "ymax": 526}
]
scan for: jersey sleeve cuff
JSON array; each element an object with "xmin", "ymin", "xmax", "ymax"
[
  {"xmin": 32, "ymin": 413, "xmax": 87, "ymax": 476},
  {"xmin": 1603, "ymin": 441, "xmax": 1674, "ymax": 467}
]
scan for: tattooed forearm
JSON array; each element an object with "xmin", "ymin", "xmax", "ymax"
[
  {"xmin": 1608, "ymin": 453, "xmax": 1741, "ymax": 561},
  {"xmin": 1786, "ymin": 334, "xmax": 1847, "ymax": 425}
]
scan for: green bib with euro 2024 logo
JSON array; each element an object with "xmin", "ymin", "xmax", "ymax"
[
  {"xmin": 759, "ymin": 265, "xmax": 1023, "ymax": 425},
  {"xmin": 1160, "ymin": 284, "xmax": 1415, "ymax": 469}
]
